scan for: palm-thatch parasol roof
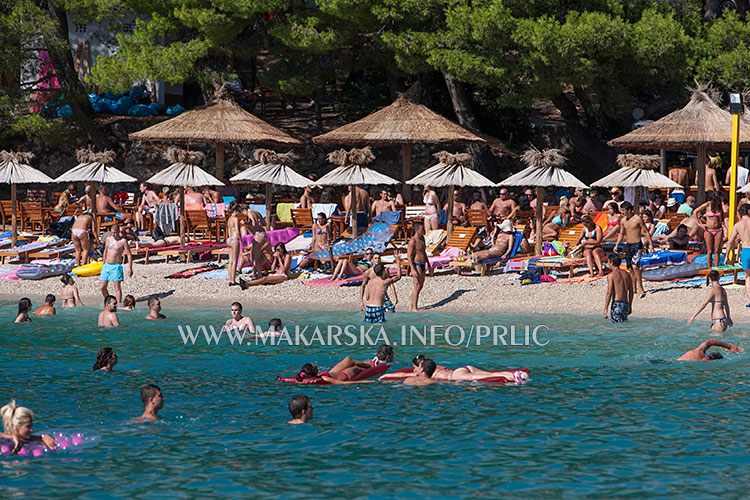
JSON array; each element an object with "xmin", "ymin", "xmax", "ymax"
[
  {"xmin": 56, "ymin": 150, "xmax": 137, "ymax": 184},
  {"xmin": 591, "ymin": 154, "xmax": 682, "ymax": 189},
  {"xmin": 129, "ymin": 88, "xmax": 303, "ymax": 147},
  {"xmin": 0, "ymin": 151, "xmax": 54, "ymax": 184},
  {"xmin": 608, "ymin": 87, "xmax": 750, "ymax": 149},
  {"xmin": 407, "ymin": 151, "xmax": 494, "ymax": 187},
  {"xmin": 316, "ymin": 147, "xmax": 400, "ymax": 186},
  {"xmin": 499, "ymin": 148, "xmax": 588, "ymax": 188},
  {"xmin": 147, "ymin": 147, "xmax": 224, "ymax": 187},
  {"xmin": 230, "ymin": 149, "xmax": 311, "ymax": 188},
  {"xmin": 313, "ymin": 94, "xmax": 487, "ymax": 146}
]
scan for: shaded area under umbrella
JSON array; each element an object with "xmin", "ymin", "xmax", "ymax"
[{"xmin": 0, "ymin": 151, "xmax": 55, "ymax": 245}]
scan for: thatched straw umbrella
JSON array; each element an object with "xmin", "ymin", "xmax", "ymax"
[
  {"xmin": 229, "ymin": 149, "xmax": 312, "ymax": 230},
  {"xmin": 0, "ymin": 151, "xmax": 55, "ymax": 245},
  {"xmin": 407, "ymin": 151, "xmax": 494, "ymax": 237},
  {"xmin": 313, "ymin": 90, "xmax": 487, "ymax": 200},
  {"xmin": 316, "ymin": 147, "xmax": 399, "ymax": 238},
  {"xmin": 146, "ymin": 147, "xmax": 224, "ymax": 247},
  {"xmin": 498, "ymin": 148, "xmax": 588, "ymax": 255},
  {"xmin": 592, "ymin": 154, "xmax": 682, "ymax": 208},
  {"xmin": 55, "ymin": 149, "xmax": 137, "ymax": 235},
  {"xmin": 129, "ymin": 85, "xmax": 303, "ymax": 179},
  {"xmin": 608, "ymin": 86, "xmax": 750, "ymax": 203}
]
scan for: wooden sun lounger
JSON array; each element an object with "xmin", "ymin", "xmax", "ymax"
[
  {"xmin": 157, "ymin": 242, "xmax": 226, "ymax": 263},
  {"xmin": 0, "ymin": 240, "xmax": 64, "ymax": 264},
  {"xmin": 130, "ymin": 243, "xmax": 183, "ymax": 264},
  {"xmin": 698, "ymin": 265, "xmax": 742, "ymax": 285},
  {"xmin": 535, "ymin": 258, "xmax": 587, "ymax": 279},
  {"xmin": 29, "ymin": 243, "xmax": 75, "ymax": 260}
]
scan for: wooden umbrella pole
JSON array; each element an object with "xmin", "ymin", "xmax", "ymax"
[
  {"xmin": 697, "ymin": 144, "xmax": 707, "ymax": 204},
  {"xmin": 265, "ymin": 182, "xmax": 272, "ymax": 231},
  {"xmin": 216, "ymin": 142, "xmax": 225, "ymax": 180},
  {"xmin": 447, "ymin": 184, "xmax": 455, "ymax": 239},
  {"xmin": 535, "ymin": 186, "xmax": 544, "ymax": 255},
  {"xmin": 351, "ymin": 183, "xmax": 358, "ymax": 238},
  {"xmin": 11, "ymin": 183, "xmax": 17, "ymax": 246},
  {"xmin": 179, "ymin": 186, "xmax": 186, "ymax": 248},
  {"xmin": 92, "ymin": 181, "xmax": 98, "ymax": 239},
  {"xmin": 402, "ymin": 144, "xmax": 411, "ymax": 203}
]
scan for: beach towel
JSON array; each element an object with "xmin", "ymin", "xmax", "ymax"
[
  {"xmin": 285, "ymin": 234, "xmax": 313, "ymax": 253},
  {"xmin": 205, "ymin": 203, "xmax": 227, "ymax": 218},
  {"xmin": 373, "ymin": 210, "xmax": 401, "ymax": 226},
  {"xmin": 276, "ymin": 203, "xmax": 296, "ymax": 223},
  {"xmin": 424, "ymin": 229, "xmax": 446, "ymax": 249},
  {"xmin": 652, "ymin": 221, "xmax": 669, "ymax": 237},
  {"xmin": 267, "ymin": 227, "xmax": 299, "ymax": 247},
  {"xmin": 166, "ymin": 263, "xmax": 222, "ymax": 279},
  {"xmin": 311, "ymin": 203, "xmax": 338, "ymax": 219},
  {"xmin": 155, "ymin": 203, "xmax": 178, "ymax": 234},
  {"xmin": 304, "ymin": 275, "xmax": 364, "ymax": 287},
  {"xmin": 198, "ymin": 269, "xmax": 229, "ymax": 280}
]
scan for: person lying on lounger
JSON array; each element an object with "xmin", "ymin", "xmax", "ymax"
[
  {"xmin": 381, "ymin": 354, "xmax": 524, "ymax": 384},
  {"xmin": 294, "ymin": 363, "xmax": 375, "ymax": 384},
  {"xmin": 240, "ymin": 242, "xmax": 293, "ymax": 288},
  {"xmin": 330, "ymin": 248, "xmax": 375, "ymax": 281},
  {"xmin": 471, "ymin": 220, "xmax": 515, "ymax": 262},
  {"xmin": 296, "ymin": 345, "xmax": 394, "ymax": 383}
]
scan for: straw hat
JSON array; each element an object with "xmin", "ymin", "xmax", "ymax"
[{"xmin": 610, "ymin": 187, "xmax": 621, "ymax": 194}]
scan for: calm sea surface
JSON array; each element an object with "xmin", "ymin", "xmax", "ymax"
[{"xmin": 1, "ymin": 301, "xmax": 748, "ymax": 499}]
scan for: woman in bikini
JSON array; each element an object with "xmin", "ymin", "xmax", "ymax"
[
  {"xmin": 227, "ymin": 203, "xmax": 243, "ymax": 286},
  {"xmin": 296, "ymin": 213, "xmax": 331, "ymax": 269},
  {"xmin": 688, "ymin": 269, "xmax": 733, "ymax": 332},
  {"xmin": 542, "ymin": 199, "xmax": 570, "ymax": 242},
  {"xmin": 297, "ymin": 346, "xmax": 394, "ymax": 383},
  {"xmin": 640, "ymin": 209, "xmax": 656, "ymax": 245},
  {"xmin": 422, "ymin": 185, "xmax": 440, "ymax": 232},
  {"xmin": 240, "ymin": 242, "xmax": 293, "ymax": 288},
  {"xmin": 602, "ymin": 203, "xmax": 622, "ymax": 242},
  {"xmin": 574, "ymin": 214, "xmax": 606, "ymax": 276},
  {"xmin": 330, "ymin": 248, "xmax": 374, "ymax": 281},
  {"xmin": 70, "ymin": 212, "xmax": 94, "ymax": 266},
  {"xmin": 380, "ymin": 355, "xmax": 524, "ymax": 383},
  {"xmin": 695, "ymin": 196, "xmax": 724, "ymax": 269},
  {"xmin": 60, "ymin": 275, "xmax": 83, "ymax": 307}
]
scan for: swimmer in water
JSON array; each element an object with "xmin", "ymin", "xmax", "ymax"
[
  {"xmin": 14, "ymin": 298, "xmax": 31, "ymax": 324},
  {"xmin": 0, "ymin": 400, "xmax": 56, "ymax": 453},
  {"xmin": 138, "ymin": 384, "xmax": 164, "ymax": 422},
  {"xmin": 224, "ymin": 301, "xmax": 256, "ymax": 333},
  {"xmin": 403, "ymin": 358, "xmax": 439, "ymax": 386},
  {"xmin": 688, "ymin": 270, "xmax": 733, "ymax": 331},
  {"xmin": 677, "ymin": 339, "xmax": 743, "ymax": 361},
  {"xmin": 144, "ymin": 297, "xmax": 166, "ymax": 320},
  {"xmin": 32, "ymin": 294, "xmax": 56, "ymax": 316},
  {"xmin": 120, "ymin": 294, "xmax": 136, "ymax": 311},
  {"xmin": 288, "ymin": 395, "xmax": 313, "ymax": 425},
  {"xmin": 98, "ymin": 295, "xmax": 120, "ymax": 328},
  {"xmin": 294, "ymin": 363, "xmax": 376, "ymax": 385},
  {"xmin": 92, "ymin": 348, "xmax": 118, "ymax": 371},
  {"xmin": 60, "ymin": 275, "xmax": 83, "ymax": 307}
]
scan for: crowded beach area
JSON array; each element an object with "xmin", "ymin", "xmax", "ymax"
[{"xmin": 4, "ymin": 2, "xmax": 750, "ymax": 496}]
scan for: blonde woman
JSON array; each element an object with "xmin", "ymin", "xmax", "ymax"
[
  {"xmin": 227, "ymin": 203, "xmax": 243, "ymax": 286},
  {"xmin": 422, "ymin": 185, "xmax": 440, "ymax": 232},
  {"xmin": 1, "ymin": 400, "xmax": 55, "ymax": 453}
]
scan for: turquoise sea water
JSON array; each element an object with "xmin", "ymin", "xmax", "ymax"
[{"xmin": 1, "ymin": 301, "xmax": 749, "ymax": 499}]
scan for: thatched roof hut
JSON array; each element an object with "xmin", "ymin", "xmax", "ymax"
[
  {"xmin": 313, "ymin": 90, "xmax": 488, "ymax": 199},
  {"xmin": 591, "ymin": 154, "xmax": 682, "ymax": 189},
  {"xmin": 608, "ymin": 86, "xmax": 749, "ymax": 202},
  {"xmin": 129, "ymin": 86, "xmax": 303, "ymax": 178}
]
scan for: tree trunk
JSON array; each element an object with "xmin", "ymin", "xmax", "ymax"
[
  {"xmin": 45, "ymin": 1, "xmax": 110, "ymax": 149},
  {"xmin": 442, "ymin": 73, "xmax": 496, "ymax": 178},
  {"xmin": 550, "ymin": 92, "xmax": 616, "ymax": 170}
]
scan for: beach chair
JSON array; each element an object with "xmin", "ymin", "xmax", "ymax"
[
  {"xmin": 514, "ymin": 209, "xmax": 534, "ymax": 225},
  {"xmin": 399, "ymin": 226, "xmax": 477, "ymax": 276},
  {"xmin": 0, "ymin": 240, "xmax": 58, "ymax": 264},
  {"xmin": 451, "ymin": 231, "xmax": 525, "ymax": 277},
  {"xmin": 157, "ymin": 241, "xmax": 226, "ymax": 263},
  {"xmin": 20, "ymin": 202, "xmax": 50, "ymax": 232},
  {"xmin": 466, "ymin": 209, "xmax": 489, "ymax": 231},
  {"xmin": 291, "ymin": 208, "xmax": 314, "ymax": 230},
  {"xmin": 186, "ymin": 209, "xmax": 217, "ymax": 240},
  {"xmin": 0, "ymin": 201, "xmax": 18, "ymax": 229}
]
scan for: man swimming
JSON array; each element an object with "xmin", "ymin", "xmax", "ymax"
[
  {"xmin": 604, "ymin": 253, "xmax": 633, "ymax": 323},
  {"xmin": 288, "ymin": 395, "xmax": 313, "ymax": 424},
  {"xmin": 144, "ymin": 297, "xmax": 166, "ymax": 320},
  {"xmin": 98, "ymin": 295, "xmax": 120, "ymax": 328},
  {"xmin": 32, "ymin": 294, "xmax": 56, "ymax": 316},
  {"xmin": 138, "ymin": 384, "xmax": 164, "ymax": 421},
  {"xmin": 403, "ymin": 358, "xmax": 439, "ymax": 386},
  {"xmin": 224, "ymin": 302, "xmax": 256, "ymax": 333},
  {"xmin": 677, "ymin": 339, "xmax": 743, "ymax": 361}
]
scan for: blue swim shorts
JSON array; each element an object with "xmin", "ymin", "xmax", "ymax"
[
  {"xmin": 741, "ymin": 248, "xmax": 750, "ymax": 270},
  {"xmin": 100, "ymin": 262, "xmax": 124, "ymax": 282}
]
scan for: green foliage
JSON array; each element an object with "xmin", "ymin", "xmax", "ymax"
[
  {"xmin": 695, "ymin": 12, "xmax": 750, "ymax": 92},
  {"xmin": 329, "ymin": 68, "xmax": 392, "ymax": 119}
]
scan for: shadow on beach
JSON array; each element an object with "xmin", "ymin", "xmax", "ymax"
[{"xmin": 422, "ymin": 289, "xmax": 474, "ymax": 310}]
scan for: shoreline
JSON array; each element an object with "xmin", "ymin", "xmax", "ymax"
[{"xmin": 1, "ymin": 261, "xmax": 748, "ymax": 323}]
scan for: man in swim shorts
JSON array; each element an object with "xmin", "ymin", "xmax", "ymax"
[
  {"xmin": 677, "ymin": 339, "xmax": 743, "ymax": 361},
  {"xmin": 138, "ymin": 384, "xmax": 164, "ymax": 421},
  {"xmin": 408, "ymin": 221, "xmax": 429, "ymax": 312},
  {"xmin": 726, "ymin": 203, "xmax": 750, "ymax": 306},
  {"xmin": 100, "ymin": 224, "xmax": 133, "ymax": 305},
  {"xmin": 363, "ymin": 259, "xmax": 401, "ymax": 323},
  {"xmin": 224, "ymin": 302, "xmax": 256, "ymax": 333},
  {"xmin": 145, "ymin": 297, "xmax": 166, "ymax": 320},
  {"xmin": 614, "ymin": 201, "xmax": 653, "ymax": 297},
  {"xmin": 403, "ymin": 358, "xmax": 438, "ymax": 386},
  {"xmin": 288, "ymin": 395, "xmax": 313, "ymax": 424},
  {"xmin": 98, "ymin": 295, "xmax": 120, "ymax": 328},
  {"xmin": 604, "ymin": 253, "xmax": 633, "ymax": 323}
]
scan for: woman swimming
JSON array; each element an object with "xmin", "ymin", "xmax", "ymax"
[
  {"xmin": 92, "ymin": 348, "xmax": 118, "ymax": 371},
  {"xmin": 14, "ymin": 298, "xmax": 31, "ymax": 324},
  {"xmin": 0, "ymin": 400, "xmax": 55, "ymax": 454},
  {"xmin": 60, "ymin": 275, "xmax": 84, "ymax": 307},
  {"xmin": 120, "ymin": 294, "xmax": 136, "ymax": 311}
]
